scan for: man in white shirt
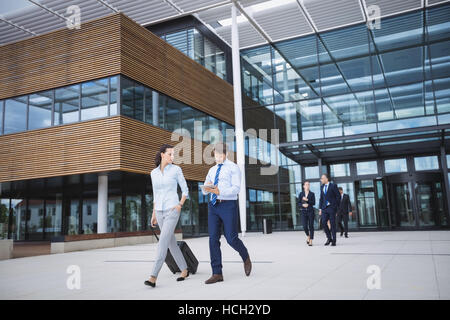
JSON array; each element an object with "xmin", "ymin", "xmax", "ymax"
[{"xmin": 202, "ymin": 143, "xmax": 251, "ymax": 284}]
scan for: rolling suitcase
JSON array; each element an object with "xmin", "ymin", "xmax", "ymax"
[{"xmin": 150, "ymin": 226, "xmax": 199, "ymax": 274}]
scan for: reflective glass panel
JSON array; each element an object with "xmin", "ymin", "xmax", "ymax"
[{"xmin": 29, "ymin": 90, "xmax": 52, "ymax": 130}]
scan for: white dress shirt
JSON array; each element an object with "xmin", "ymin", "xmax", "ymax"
[
  {"xmin": 202, "ymin": 159, "xmax": 241, "ymax": 200},
  {"xmin": 151, "ymin": 164, "xmax": 189, "ymax": 211}
]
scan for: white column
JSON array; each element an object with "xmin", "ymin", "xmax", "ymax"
[
  {"xmin": 152, "ymin": 91, "xmax": 159, "ymax": 126},
  {"xmin": 97, "ymin": 172, "xmax": 108, "ymax": 234},
  {"xmin": 282, "ymin": 63, "xmax": 298, "ymax": 228},
  {"xmin": 231, "ymin": 3, "xmax": 247, "ymax": 236}
]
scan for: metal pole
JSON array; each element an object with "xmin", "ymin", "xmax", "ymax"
[{"xmin": 231, "ymin": 3, "xmax": 247, "ymax": 236}]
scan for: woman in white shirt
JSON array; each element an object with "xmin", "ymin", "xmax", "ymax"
[{"xmin": 144, "ymin": 144, "xmax": 189, "ymax": 288}]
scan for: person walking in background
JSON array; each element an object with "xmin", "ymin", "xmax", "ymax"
[
  {"xmin": 298, "ymin": 181, "xmax": 315, "ymax": 246},
  {"xmin": 337, "ymin": 187, "xmax": 352, "ymax": 238},
  {"xmin": 144, "ymin": 144, "xmax": 190, "ymax": 288},
  {"xmin": 319, "ymin": 173, "xmax": 341, "ymax": 246},
  {"xmin": 202, "ymin": 143, "xmax": 251, "ymax": 284}
]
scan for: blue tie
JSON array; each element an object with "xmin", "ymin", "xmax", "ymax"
[
  {"xmin": 324, "ymin": 184, "xmax": 327, "ymax": 195},
  {"xmin": 210, "ymin": 163, "xmax": 223, "ymax": 206}
]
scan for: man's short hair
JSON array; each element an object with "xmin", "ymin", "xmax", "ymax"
[
  {"xmin": 321, "ymin": 173, "xmax": 330, "ymax": 180},
  {"xmin": 213, "ymin": 143, "xmax": 228, "ymax": 154}
]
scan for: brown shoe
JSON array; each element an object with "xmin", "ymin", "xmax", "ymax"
[
  {"xmin": 205, "ymin": 274, "xmax": 224, "ymax": 284},
  {"xmin": 244, "ymin": 256, "xmax": 252, "ymax": 276}
]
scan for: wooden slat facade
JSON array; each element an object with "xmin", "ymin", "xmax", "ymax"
[
  {"xmin": 119, "ymin": 14, "xmax": 235, "ymax": 125},
  {"xmin": 0, "ymin": 14, "xmax": 122, "ymax": 100},
  {"xmin": 0, "ymin": 116, "xmax": 214, "ymax": 183},
  {"xmin": 0, "ymin": 13, "xmax": 235, "ymax": 125},
  {"xmin": 0, "ymin": 12, "xmax": 237, "ymax": 184}
]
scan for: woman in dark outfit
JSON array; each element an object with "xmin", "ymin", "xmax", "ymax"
[{"xmin": 298, "ymin": 181, "xmax": 316, "ymax": 246}]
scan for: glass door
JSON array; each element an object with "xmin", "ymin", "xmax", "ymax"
[
  {"xmin": 356, "ymin": 180, "xmax": 377, "ymax": 227},
  {"xmin": 391, "ymin": 182, "xmax": 415, "ymax": 227},
  {"xmin": 415, "ymin": 179, "xmax": 446, "ymax": 227},
  {"xmin": 386, "ymin": 172, "xmax": 446, "ymax": 229}
]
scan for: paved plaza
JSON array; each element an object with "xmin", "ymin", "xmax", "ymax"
[{"xmin": 0, "ymin": 230, "xmax": 449, "ymax": 299}]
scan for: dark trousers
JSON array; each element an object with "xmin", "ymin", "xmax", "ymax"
[
  {"xmin": 208, "ymin": 200, "xmax": 249, "ymax": 275},
  {"xmin": 321, "ymin": 207, "xmax": 337, "ymax": 242},
  {"xmin": 301, "ymin": 211, "xmax": 315, "ymax": 239},
  {"xmin": 337, "ymin": 213, "xmax": 349, "ymax": 235}
]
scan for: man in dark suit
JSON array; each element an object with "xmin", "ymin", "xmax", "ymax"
[
  {"xmin": 337, "ymin": 187, "xmax": 352, "ymax": 238},
  {"xmin": 319, "ymin": 173, "xmax": 341, "ymax": 246}
]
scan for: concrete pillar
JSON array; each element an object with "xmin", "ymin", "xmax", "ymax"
[
  {"xmin": 152, "ymin": 91, "xmax": 159, "ymax": 127},
  {"xmin": 97, "ymin": 172, "xmax": 108, "ymax": 234},
  {"xmin": 231, "ymin": 3, "xmax": 247, "ymax": 236}
]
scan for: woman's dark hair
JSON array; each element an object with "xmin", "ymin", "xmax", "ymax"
[
  {"xmin": 302, "ymin": 180, "xmax": 310, "ymax": 187},
  {"xmin": 155, "ymin": 144, "xmax": 174, "ymax": 167}
]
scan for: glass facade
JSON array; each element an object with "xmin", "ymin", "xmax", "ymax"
[
  {"xmin": 0, "ymin": 75, "xmax": 234, "ymax": 147},
  {"xmin": 240, "ymin": 4, "xmax": 450, "ymax": 232},
  {"xmin": 161, "ymin": 28, "xmax": 227, "ymax": 81},
  {"xmin": 0, "ymin": 76, "xmax": 117, "ymax": 135},
  {"xmin": 120, "ymin": 76, "xmax": 234, "ymax": 146},
  {"xmin": 241, "ymin": 5, "xmax": 450, "ymax": 142},
  {"xmin": 0, "ymin": 172, "xmax": 211, "ymax": 240}
]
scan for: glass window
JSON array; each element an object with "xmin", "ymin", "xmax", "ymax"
[
  {"xmin": 190, "ymin": 28, "xmax": 204, "ymax": 65},
  {"xmin": 4, "ymin": 96, "xmax": 27, "ymax": 134},
  {"xmin": 45, "ymin": 196, "xmax": 63, "ymax": 238},
  {"xmin": 356, "ymin": 161, "xmax": 378, "ymax": 175},
  {"xmin": 241, "ymin": 45, "xmax": 274, "ymax": 106},
  {"xmin": 330, "ymin": 163, "xmax": 350, "ymax": 177},
  {"xmin": 385, "ymin": 158, "xmax": 408, "ymax": 173},
  {"xmin": 447, "ymin": 155, "xmax": 450, "ymax": 169},
  {"xmin": 81, "ymin": 79, "xmax": 108, "ymax": 121},
  {"xmin": 0, "ymin": 198, "xmax": 9, "ymax": 239},
  {"xmin": 82, "ymin": 196, "xmax": 97, "ymax": 234},
  {"xmin": 304, "ymin": 166, "xmax": 319, "ymax": 179},
  {"xmin": 144, "ymin": 87, "xmax": 154, "ymax": 125},
  {"xmin": 55, "ymin": 84, "xmax": 79, "ymax": 125},
  {"xmin": 166, "ymin": 30, "xmax": 188, "ymax": 55},
  {"xmin": 0, "ymin": 100, "xmax": 3, "ymax": 134},
  {"xmin": 414, "ymin": 156, "xmax": 439, "ymax": 171},
  {"xmin": 110, "ymin": 76, "xmax": 118, "ymax": 116},
  {"xmin": 125, "ymin": 194, "xmax": 142, "ymax": 232},
  {"xmin": 165, "ymin": 97, "xmax": 182, "ymax": 132},
  {"xmin": 28, "ymin": 90, "xmax": 53, "ymax": 130}
]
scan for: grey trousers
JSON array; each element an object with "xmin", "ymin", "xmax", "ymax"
[{"xmin": 151, "ymin": 207, "xmax": 187, "ymax": 277}]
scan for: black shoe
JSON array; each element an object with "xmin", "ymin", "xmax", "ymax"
[
  {"xmin": 340, "ymin": 232, "xmax": 344, "ymax": 237},
  {"xmin": 331, "ymin": 242, "xmax": 336, "ymax": 246},
  {"xmin": 324, "ymin": 239, "xmax": 331, "ymax": 246},
  {"xmin": 345, "ymin": 234, "xmax": 348, "ymax": 238},
  {"xmin": 177, "ymin": 271, "xmax": 190, "ymax": 282},
  {"xmin": 144, "ymin": 280, "xmax": 156, "ymax": 287}
]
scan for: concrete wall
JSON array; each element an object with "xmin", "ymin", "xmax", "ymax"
[
  {"xmin": 51, "ymin": 233, "xmax": 183, "ymax": 254},
  {"xmin": 0, "ymin": 239, "xmax": 13, "ymax": 260}
]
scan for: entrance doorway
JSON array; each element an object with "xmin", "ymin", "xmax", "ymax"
[
  {"xmin": 355, "ymin": 179, "xmax": 389, "ymax": 228},
  {"xmin": 386, "ymin": 172, "xmax": 447, "ymax": 228}
]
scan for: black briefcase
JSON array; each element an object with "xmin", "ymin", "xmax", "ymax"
[{"xmin": 150, "ymin": 226, "xmax": 199, "ymax": 274}]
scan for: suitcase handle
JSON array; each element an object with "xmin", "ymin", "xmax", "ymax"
[{"xmin": 149, "ymin": 225, "xmax": 159, "ymax": 242}]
